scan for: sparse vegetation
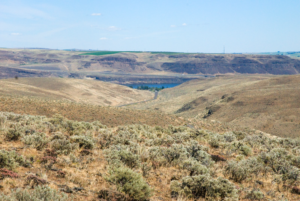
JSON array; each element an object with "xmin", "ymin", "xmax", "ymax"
[
  {"xmin": 0, "ymin": 185, "xmax": 70, "ymax": 201},
  {"xmin": 0, "ymin": 111, "xmax": 299, "ymax": 200}
]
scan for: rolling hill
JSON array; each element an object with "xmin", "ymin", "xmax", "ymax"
[
  {"xmin": 127, "ymin": 74, "xmax": 300, "ymax": 138},
  {"xmin": 0, "ymin": 77, "xmax": 153, "ymax": 106}
]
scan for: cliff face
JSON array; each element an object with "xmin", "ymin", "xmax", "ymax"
[
  {"xmin": 161, "ymin": 55, "xmax": 300, "ymax": 74},
  {"xmin": 1, "ymin": 49, "xmax": 300, "ymax": 81}
]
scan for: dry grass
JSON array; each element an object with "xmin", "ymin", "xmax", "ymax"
[
  {"xmin": 0, "ymin": 77, "xmax": 153, "ymax": 106},
  {"xmin": 0, "ymin": 94, "xmax": 186, "ymax": 128},
  {"xmin": 128, "ymin": 74, "xmax": 300, "ymax": 138}
]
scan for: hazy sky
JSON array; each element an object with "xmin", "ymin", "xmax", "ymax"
[{"xmin": 0, "ymin": 0, "xmax": 299, "ymax": 53}]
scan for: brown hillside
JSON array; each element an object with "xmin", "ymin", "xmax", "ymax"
[
  {"xmin": 127, "ymin": 75, "xmax": 300, "ymax": 138},
  {"xmin": 0, "ymin": 77, "xmax": 153, "ymax": 106},
  {"xmin": 0, "ymin": 95, "xmax": 186, "ymax": 127}
]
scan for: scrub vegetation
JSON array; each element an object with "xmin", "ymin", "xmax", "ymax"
[{"xmin": 0, "ymin": 111, "xmax": 299, "ymax": 200}]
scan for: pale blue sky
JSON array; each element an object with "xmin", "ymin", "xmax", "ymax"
[{"xmin": 0, "ymin": 0, "xmax": 299, "ymax": 53}]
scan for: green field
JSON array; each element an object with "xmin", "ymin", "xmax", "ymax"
[
  {"xmin": 150, "ymin": 51, "xmax": 193, "ymax": 55},
  {"xmin": 80, "ymin": 51, "xmax": 193, "ymax": 56},
  {"xmin": 80, "ymin": 51, "xmax": 143, "ymax": 56}
]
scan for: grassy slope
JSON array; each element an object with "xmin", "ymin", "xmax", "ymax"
[
  {"xmin": 0, "ymin": 77, "xmax": 153, "ymax": 106},
  {"xmin": 0, "ymin": 95, "xmax": 186, "ymax": 128},
  {"xmin": 127, "ymin": 74, "xmax": 300, "ymax": 138}
]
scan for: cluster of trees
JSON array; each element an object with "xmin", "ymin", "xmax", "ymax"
[{"xmin": 129, "ymin": 85, "xmax": 165, "ymax": 91}]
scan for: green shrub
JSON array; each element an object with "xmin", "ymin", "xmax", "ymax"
[
  {"xmin": 22, "ymin": 132, "xmax": 50, "ymax": 150},
  {"xmin": 104, "ymin": 146, "xmax": 140, "ymax": 168},
  {"xmin": 70, "ymin": 135, "xmax": 94, "ymax": 149},
  {"xmin": 209, "ymin": 137, "xmax": 220, "ymax": 148},
  {"xmin": 245, "ymin": 189, "xmax": 264, "ymax": 200},
  {"xmin": 282, "ymin": 166, "xmax": 300, "ymax": 185},
  {"xmin": 224, "ymin": 157, "xmax": 265, "ymax": 183},
  {"xmin": 5, "ymin": 128, "xmax": 21, "ymax": 141},
  {"xmin": 223, "ymin": 132, "xmax": 237, "ymax": 142},
  {"xmin": 0, "ymin": 150, "xmax": 26, "ymax": 170},
  {"xmin": 50, "ymin": 139, "xmax": 78, "ymax": 155},
  {"xmin": 259, "ymin": 148, "xmax": 292, "ymax": 174},
  {"xmin": 106, "ymin": 167, "xmax": 152, "ymax": 200},
  {"xmin": 141, "ymin": 162, "xmax": 151, "ymax": 177},
  {"xmin": 0, "ymin": 185, "xmax": 70, "ymax": 201},
  {"xmin": 0, "ymin": 114, "xmax": 7, "ymax": 127},
  {"xmin": 233, "ymin": 131, "xmax": 246, "ymax": 140},
  {"xmin": 170, "ymin": 175, "xmax": 238, "ymax": 200},
  {"xmin": 180, "ymin": 158, "xmax": 209, "ymax": 176},
  {"xmin": 239, "ymin": 145, "xmax": 252, "ymax": 156},
  {"xmin": 292, "ymin": 156, "xmax": 300, "ymax": 168},
  {"xmin": 191, "ymin": 149, "xmax": 214, "ymax": 168}
]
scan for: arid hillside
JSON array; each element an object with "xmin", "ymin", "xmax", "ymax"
[
  {"xmin": 1, "ymin": 49, "xmax": 300, "ymax": 84},
  {"xmin": 0, "ymin": 77, "xmax": 153, "ymax": 106},
  {"xmin": 0, "ymin": 111, "xmax": 299, "ymax": 200},
  {"xmin": 127, "ymin": 75, "xmax": 300, "ymax": 138}
]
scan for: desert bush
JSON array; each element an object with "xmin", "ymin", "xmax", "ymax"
[
  {"xmin": 245, "ymin": 189, "xmax": 264, "ymax": 200},
  {"xmin": 106, "ymin": 167, "xmax": 152, "ymax": 200},
  {"xmin": 292, "ymin": 156, "xmax": 300, "ymax": 168},
  {"xmin": 104, "ymin": 145, "xmax": 140, "ymax": 168},
  {"xmin": 98, "ymin": 189, "xmax": 129, "ymax": 201},
  {"xmin": 282, "ymin": 166, "xmax": 300, "ymax": 185},
  {"xmin": 163, "ymin": 144, "xmax": 189, "ymax": 165},
  {"xmin": 65, "ymin": 121, "xmax": 90, "ymax": 135},
  {"xmin": 5, "ymin": 127, "xmax": 22, "ymax": 141},
  {"xmin": 229, "ymin": 142, "xmax": 252, "ymax": 156},
  {"xmin": 99, "ymin": 130, "xmax": 138, "ymax": 148},
  {"xmin": 0, "ymin": 114, "xmax": 7, "ymax": 127},
  {"xmin": 172, "ymin": 132, "xmax": 191, "ymax": 144},
  {"xmin": 0, "ymin": 185, "xmax": 70, "ymax": 201},
  {"xmin": 223, "ymin": 132, "xmax": 237, "ymax": 142},
  {"xmin": 141, "ymin": 162, "xmax": 151, "ymax": 177},
  {"xmin": 0, "ymin": 150, "xmax": 26, "ymax": 170},
  {"xmin": 50, "ymin": 132, "xmax": 68, "ymax": 141},
  {"xmin": 70, "ymin": 135, "xmax": 95, "ymax": 149},
  {"xmin": 146, "ymin": 134, "xmax": 174, "ymax": 146},
  {"xmin": 50, "ymin": 139, "xmax": 78, "ymax": 155},
  {"xmin": 279, "ymin": 138, "xmax": 300, "ymax": 149},
  {"xmin": 170, "ymin": 175, "xmax": 238, "ymax": 200},
  {"xmin": 224, "ymin": 157, "xmax": 265, "ymax": 183},
  {"xmin": 168, "ymin": 125, "xmax": 190, "ymax": 134},
  {"xmin": 239, "ymin": 144, "xmax": 252, "ymax": 156},
  {"xmin": 91, "ymin": 121, "xmax": 107, "ymax": 130},
  {"xmin": 209, "ymin": 136, "xmax": 220, "ymax": 148},
  {"xmin": 192, "ymin": 150, "xmax": 214, "ymax": 168},
  {"xmin": 233, "ymin": 131, "xmax": 247, "ymax": 140},
  {"xmin": 180, "ymin": 158, "xmax": 209, "ymax": 176},
  {"xmin": 49, "ymin": 139, "xmax": 78, "ymax": 155},
  {"xmin": 259, "ymin": 148, "xmax": 292, "ymax": 174},
  {"xmin": 22, "ymin": 132, "xmax": 50, "ymax": 150}
]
